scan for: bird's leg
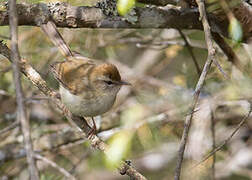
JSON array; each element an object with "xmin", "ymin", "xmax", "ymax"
[
  {"xmin": 87, "ymin": 117, "xmax": 97, "ymax": 138},
  {"xmin": 92, "ymin": 117, "xmax": 97, "ymax": 132}
]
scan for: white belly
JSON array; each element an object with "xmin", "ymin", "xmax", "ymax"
[{"xmin": 60, "ymin": 86, "xmax": 116, "ymax": 117}]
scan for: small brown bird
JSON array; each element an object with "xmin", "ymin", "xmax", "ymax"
[{"xmin": 41, "ymin": 21, "xmax": 130, "ymax": 132}]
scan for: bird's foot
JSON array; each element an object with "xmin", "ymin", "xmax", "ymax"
[{"xmin": 87, "ymin": 117, "xmax": 97, "ymax": 139}]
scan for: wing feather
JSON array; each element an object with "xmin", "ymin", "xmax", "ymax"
[{"xmin": 50, "ymin": 60, "xmax": 95, "ymax": 95}]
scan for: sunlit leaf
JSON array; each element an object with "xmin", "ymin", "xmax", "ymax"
[
  {"xmin": 165, "ymin": 45, "xmax": 182, "ymax": 58},
  {"xmin": 228, "ymin": 17, "xmax": 243, "ymax": 42},
  {"xmin": 173, "ymin": 75, "xmax": 186, "ymax": 87},
  {"xmin": 137, "ymin": 123, "xmax": 152, "ymax": 148},
  {"xmin": 105, "ymin": 130, "xmax": 133, "ymax": 169},
  {"xmin": 117, "ymin": 0, "xmax": 135, "ymax": 16}
]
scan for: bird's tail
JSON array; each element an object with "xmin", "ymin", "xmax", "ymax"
[{"xmin": 41, "ymin": 21, "xmax": 73, "ymax": 59}]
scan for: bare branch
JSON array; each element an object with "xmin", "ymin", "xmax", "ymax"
[
  {"xmin": 210, "ymin": 109, "xmax": 216, "ymax": 180},
  {"xmin": 34, "ymin": 153, "xmax": 76, "ymax": 180},
  {"xmin": 137, "ymin": 0, "xmax": 178, "ymax": 6},
  {"xmin": 194, "ymin": 102, "xmax": 252, "ymax": 168},
  {"xmin": 0, "ymin": 1, "xmax": 251, "ymax": 41},
  {"xmin": 0, "ymin": 121, "xmax": 19, "ymax": 135},
  {"xmin": 0, "ymin": 2, "xmax": 230, "ymax": 38},
  {"xmin": 174, "ymin": 0, "xmax": 217, "ymax": 179},
  {"xmin": 212, "ymin": 58, "xmax": 229, "ymax": 79},
  {"xmin": 212, "ymin": 32, "xmax": 243, "ymax": 71},
  {"xmin": 8, "ymin": 0, "xmax": 39, "ymax": 179},
  {"xmin": 119, "ymin": 161, "xmax": 147, "ymax": 180},
  {"xmin": 178, "ymin": 29, "xmax": 201, "ymax": 77}
]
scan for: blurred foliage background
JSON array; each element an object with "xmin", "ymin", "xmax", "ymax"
[{"xmin": 0, "ymin": 0, "xmax": 252, "ymax": 179}]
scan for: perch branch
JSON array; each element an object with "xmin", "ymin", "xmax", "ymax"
[{"xmin": 0, "ymin": 41, "xmax": 147, "ymax": 180}]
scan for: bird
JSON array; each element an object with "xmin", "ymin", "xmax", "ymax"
[{"xmin": 41, "ymin": 21, "xmax": 130, "ymax": 134}]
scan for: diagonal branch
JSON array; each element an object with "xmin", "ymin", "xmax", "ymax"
[
  {"xmin": 193, "ymin": 102, "xmax": 252, "ymax": 168},
  {"xmin": 0, "ymin": 41, "xmax": 147, "ymax": 180},
  {"xmin": 8, "ymin": 0, "xmax": 40, "ymax": 179},
  {"xmin": 210, "ymin": 109, "xmax": 216, "ymax": 180},
  {"xmin": 178, "ymin": 29, "xmax": 201, "ymax": 77},
  {"xmin": 174, "ymin": 0, "xmax": 217, "ymax": 179},
  {"xmin": 34, "ymin": 153, "xmax": 76, "ymax": 180},
  {"xmin": 212, "ymin": 32, "xmax": 243, "ymax": 71},
  {"xmin": 0, "ymin": 121, "xmax": 19, "ymax": 135}
]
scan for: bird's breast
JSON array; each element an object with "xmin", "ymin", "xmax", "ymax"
[{"xmin": 60, "ymin": 86, "xmax": 116, "ymax": 117}]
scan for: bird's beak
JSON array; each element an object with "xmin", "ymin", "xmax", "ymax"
[{"xmin": 117, "ymin": 80, "xmax": 131, "ymax": 86}]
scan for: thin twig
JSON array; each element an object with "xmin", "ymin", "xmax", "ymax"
[
  {"xmin": 0, "ymin": 89, "xmax": 11, "ymax": 96},
  {"xmin": 178, "ymin": 29, "xmax": 201, "ymax": 77},
  {"xmin": 212, "ymin": 58, "xmax": 229, "ymax": 79},
  {"xmin": 0, "ymin": 34, "xmax": 10, "ymax": 40},
  {"xmin": 34, "ymin": 153, "xmax": 76, "ymax": 180},
  {"xmin": 0, "ymin": 66, "xmax": 12, "ymax": 74},
  {"xmin": 69, "ymin": 150, "xmax": 91, "ymax": 174},
  {"xmin": 0, "ymin": 121, "xmax": 19, "ymax": 135},
  {"xmin": 210, "ymin": 109, "xmax": 216, "ymax": 180},
  {"xmin": 174, "ymin": 0, "xmax": 217, "ymax": 179},
  {"xmin": 8, "ymin": 0, "xmax": 39, "ymax": 179},
  {"xmin": 212, "ymin": 0, "xmax": 245, "ymax": 76},
  {"xmin": 193, "ymin": 102, "xmax": 252, "ymax": 168},
  {"xmin": 119, "ymin": 161, "xmax": 147, "ymax": 180},
  {"xmin": 0, "ymin": 112, "xmax": 170, "ymax": 163},
  {"xmin": 174, "ymin": 58, "xmax": 212, "ymax": 180}
]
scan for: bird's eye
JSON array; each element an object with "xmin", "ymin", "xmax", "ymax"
[{"xmin": 105, "ymin": 80, "xmax": 113, "ymax": 85}]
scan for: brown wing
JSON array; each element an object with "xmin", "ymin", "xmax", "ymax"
[{"xmin": 50, "ymin": 59, "xmax": 96, "ymax": 95}]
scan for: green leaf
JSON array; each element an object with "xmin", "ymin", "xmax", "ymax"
[
  {"xmin": 104, "ymin": 130, "xmax": 133, "ymax": 169},
  {"xmin": 117, "ymin": 0, "xmax": 135, "ymax": 16},
  {"xmin": 228, "ymin": 17, "xmax": 243, "ymax": 42}
]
